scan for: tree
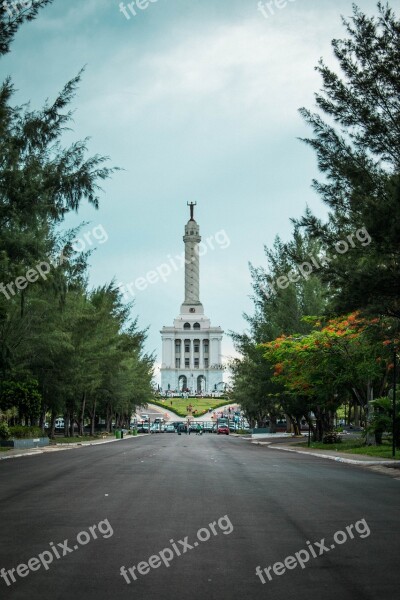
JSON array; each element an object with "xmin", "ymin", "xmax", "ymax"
[
  {"xmin": 298, "ymin": 2, "xmax": 400, "ymax": 318},
  {"xmin": 262, "ymin": 313, "xmax": 396, "ymax": 441},
  {"xmin": 230, "ymin": 228, "xmax": 326, "ymax": 431},
  {"xmin": 0, "ymin": 2, "xmax": 154, "ymax": 436},
  {"xmin": 0, "ymin": 1, "xmax": 53, "ymax": 56}
]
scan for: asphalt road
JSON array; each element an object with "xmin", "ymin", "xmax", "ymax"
[{"xmin": 0, "ymin": 433, "xmax": 399, "ymax": 600}]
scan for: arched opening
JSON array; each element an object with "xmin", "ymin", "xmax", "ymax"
[
  {"xmin": 183, "ymin": 322, "xmax": 191, "ymax": 330},
  {"xmin": 178, "ymin": 375, "xmax": 188, "ymax": 391},
  {"xmin": 197, "ymin": 375, "xmax": 206, "ymax": 393},
  {"xmin": 193, "ymin": 322, "xmax": 200, "ymax": 330}
]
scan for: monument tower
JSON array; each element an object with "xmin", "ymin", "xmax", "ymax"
[{"xmin": 160, "ymin": 204, "xmax": 224, "ymax": 393}]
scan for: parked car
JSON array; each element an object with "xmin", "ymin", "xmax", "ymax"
[
  {"xmin": 217, "ymin": 425, "xmax": 229, "ymax": 435},
  {"xmin": 150, "ymin": 423, "xmax": 162, "ymax": 433},
  {"xmin": 165, "ymin": 424, "xmax": 175, "ymax": 433},
  {"xmin": 202, "ymin": 422, "xmax": 214, "ymax": 433},
  {"xmin": 172, "ymin": 421, "xmax": 184, "ymax": 430},
  {"xmin": 140, "ymin": 414, "xmax": 150, "ymax": 422}
]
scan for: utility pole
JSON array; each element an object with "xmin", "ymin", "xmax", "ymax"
[{"xmin": 393, "ymin": 347, "xmax": 397, "ymax": 459}]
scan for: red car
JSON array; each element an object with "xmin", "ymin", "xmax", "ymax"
[{"xmin": 217, "ymin": 425, "xmax": 229, "ymax": 435}]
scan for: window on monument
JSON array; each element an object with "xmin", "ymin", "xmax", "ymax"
[
  {"xmin": 175, "ymin": 341, "xmax": 181, "ymax": 353},
  {"xmin": 204, "ymin": 342, "xmax": 209, "ymax": 354},
  {"xmin": 204, "ymin": 359, "xmax": 209, "ymax": 368},
  {"xmin": 194, "ymin": 340, "xmax": 200, "ymax": 353},
  {"xmin": 185, "ymin": 359, "xmax": 190, "ymax": 367},
  {"xmin": 184, "ymin": 323, "xmax": 191, "ymax": 330},
  {"xmin": 175, "ymin": 358, "xmax": 180, "ymax": 368},
  {"xmin": 194, "ymin": 359, "xmax": 199, "ymax": 368},
  {"xmin": 193, "ymin": 322, "xmax": 200, "ymax": 329},
  {"xmin": 185, "ymin": 343, "xmax": 190, "ymax": 353}
]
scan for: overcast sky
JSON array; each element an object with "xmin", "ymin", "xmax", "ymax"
[{"xmin": 1, "ymin": 0, "xmax": 380, "ymax": 380}]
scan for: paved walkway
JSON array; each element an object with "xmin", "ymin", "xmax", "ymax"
[{"xmin": 250, "ymin": 437, "xmax": 400, "ymax": 466}]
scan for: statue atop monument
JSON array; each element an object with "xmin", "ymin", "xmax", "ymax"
[{"xmin": 187, "ymin": 201, "xmax": 197, "ymax": 221}]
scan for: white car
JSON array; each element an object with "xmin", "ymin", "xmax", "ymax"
[{"xmin": 150, "ymin": 423, "xmax": 162, "ymax": 433}]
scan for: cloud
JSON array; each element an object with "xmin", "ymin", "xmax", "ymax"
[{"xmin": 79, "ymin": 11, "xmax": 343, "ymax": 137}]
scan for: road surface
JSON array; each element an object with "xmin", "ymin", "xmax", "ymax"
[{"xmin": 0, "ymin": 433, "xmax": 399, "ymax": 600}]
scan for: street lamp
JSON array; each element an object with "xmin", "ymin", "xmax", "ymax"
[{"xmin": 392, "ymin": 347, "xmax": 397, "ymax": 459}]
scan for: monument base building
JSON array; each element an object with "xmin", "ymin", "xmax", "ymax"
[{"xmin": 160, "ymin": 204, "xmax": 224, "ymax": 394}]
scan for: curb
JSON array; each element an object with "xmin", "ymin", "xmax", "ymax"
[
  {"xmin": 0, "ymin": 434, "xmax": 147, "ymax": 461},
  {"xmin": 261, "ymin": 443, "xmax": 400, "ymax": 466}
]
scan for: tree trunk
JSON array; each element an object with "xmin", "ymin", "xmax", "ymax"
[
  {"xmin": 78, "ymin": 391, "xmax": 86, "ymax": 436},
  {"xmin": 90, "ymin": 398, "xmax": 97, "ymax": 436},
  {"xmin": 353, "ymin": 404, "xmax": 360, "ymax": 428},
  {"xmin": 64, "ymin": 413, "xmax": 70, "ymax": 437},
  {"xmin": 49, "ymin": 412, "xmax": 57, "ymax": 439},
  {"xmin": 365, "ymin": 382, "xmax": 375, "ymax": 446}
]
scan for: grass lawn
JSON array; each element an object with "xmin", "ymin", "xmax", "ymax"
[
  {"xmin": 0, "ymin": 447, "xmax": 12, "ymax": 452},
  {"xmin": 296, "ymin": 438, "xmax": 400, "ymax": 459},
  {"xmin": 151, "ymin": 397, "xmax": 231, "ymax": 417}
]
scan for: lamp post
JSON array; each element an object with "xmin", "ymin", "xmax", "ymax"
[{"xmin": 393, "ymin": 347, "xmax": 397, "ymax": 459}]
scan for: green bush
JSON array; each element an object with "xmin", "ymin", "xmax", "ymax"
[
  {"xmin": 0, "ymin": 422, "xmax": 10, "ymax": 440},
  {"xmin": 323, "ymin": 431, "xmax": 342, "ymax": 444},
  {"xmin": 9, "ymin": 425, "xmax": 43, "ymax": 439}
]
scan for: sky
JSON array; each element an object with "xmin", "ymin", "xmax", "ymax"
[{"xmin": 1, "ymin": 0, "xmax": 381, "ymax": 382}]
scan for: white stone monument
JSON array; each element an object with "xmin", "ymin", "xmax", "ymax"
[{"xmin": 160, "ymin": 203, "xmax": 224, "ymax": 394}]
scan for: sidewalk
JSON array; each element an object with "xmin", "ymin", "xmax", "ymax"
[
  {"xmin": 0, "ymin": 434, "xmax": 146, "ymax": 461},
  {"xmin": 252, "ymin": 438, "xmax": 400, "ymax": 466}
]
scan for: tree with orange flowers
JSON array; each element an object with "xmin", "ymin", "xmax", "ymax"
[{"xmin": 262, "ymin": 313, "xmax": 395, "ymax": 441}]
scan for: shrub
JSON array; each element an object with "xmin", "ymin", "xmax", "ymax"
[
  {"xmin": 0, "ymin": 422, "xmax": 10, "ymax": 440},
  {"xmin": 9, "ymin": 425, "xmax": 43, "ymax": 439},
  {"xmin": 323, "ymin": 431, "xmax": 342, "ymax": 444}
]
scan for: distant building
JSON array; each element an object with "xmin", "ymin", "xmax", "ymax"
[{"xmin": 160, "ymin": 204, "xmax": 224, "ymax": 393}]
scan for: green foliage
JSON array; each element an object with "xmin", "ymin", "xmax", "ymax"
[
  {"xmin": 151, "ymin": 398, "xmax": 228, "ymax": 417},
  {"xmin": 0, "ymin": 1, "xmax": 53, "ymax": 56},
  {"xmin": 0, "ymin": 380, "xmax": 41, "ymax": 421},
  {"xmin": 323, "ymin": 431, "xmax": 342, "ymax": 444},
  {"xmin": 9, "ymin": 425, "xmax": 43, "ymax": 439},
  {"xmin": 298, "ymin": 3, "xmax": 400, "ymax": 318},
  {"xmin": 0, "ymin": 421, "xmax": 10, "ymax": 439},
  {"xmin": 232, "ymin": 3, "xmax": 400, "ymax": 444},
  {"xmin": 230, "ymin": 229, "xmax": 327, "ymax": 430},
  {"xmin": 0, "ymin": 3, "xmax": 154, "ymax": 435},
  {"xmin": 367, "ymin": 394, "xmax": 400, "ymax": 447}
]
